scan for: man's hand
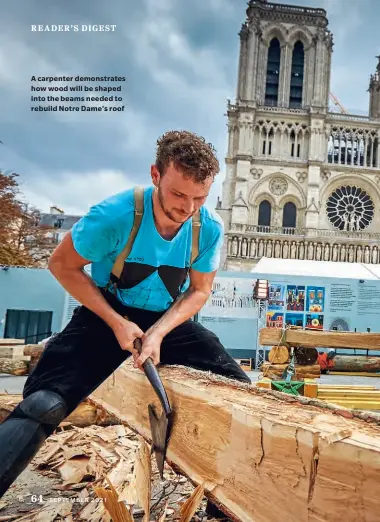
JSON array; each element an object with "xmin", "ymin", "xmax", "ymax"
[
  {"xmin": 111, "ymin": 317, "xmax": 144, "ymax": 354},
  {"xmin": 133, "ymin": 331, "xmax": 163, "ymax": 369}
]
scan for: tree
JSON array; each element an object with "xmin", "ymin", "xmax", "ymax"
[{"xmin": 0, "ymin": 171, "xmax": 52, "ymax": 266}]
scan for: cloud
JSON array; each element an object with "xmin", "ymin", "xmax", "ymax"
[{"xmin": 19, "ymin": 169, "xmax": 138, "ymax": 215}]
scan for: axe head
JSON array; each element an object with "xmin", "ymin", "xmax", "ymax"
[{"xmin": 148, "ymin": 403, "xmax": 173, "ymax": 479}]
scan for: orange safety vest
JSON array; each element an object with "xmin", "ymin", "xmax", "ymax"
[{"xmin": 317, "ymin": 352, "xmax": 335, "ymax": 370}]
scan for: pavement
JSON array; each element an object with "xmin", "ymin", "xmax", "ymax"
[{"xmin": 2, "ymin": 370, "xmax": 380, "ymax": 395}]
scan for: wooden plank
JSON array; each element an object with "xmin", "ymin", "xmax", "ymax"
[
  {"xmin": 260, "ymin": 328, "xmax": 380, "ymax": 350},
  {"xmin": 329, "ymin": 371, "xmax": 380, "ymax": 377},
  {"xmin": 0, "ymin": 339, "xmax": 24, "ymax": 346},
  {"xmin": 90, "ymin": 362, "xmax": 380, "ymax": 522},
  {"xmin": 0, "ymin": 346, "xmax": 25, "ymax": 358}
]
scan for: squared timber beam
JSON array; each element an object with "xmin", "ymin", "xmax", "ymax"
[
  {"xmin": 90, "ymin": 362, "xmax": 380, "ymax": 522},
  {"xmin": 259, "ymin": 327, "xmax": 380, "ymax": 350}
]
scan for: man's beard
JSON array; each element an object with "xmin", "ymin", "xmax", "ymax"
[{"xmin": 157, "ymin": 185, "xmax": 193, "ymax": 224}]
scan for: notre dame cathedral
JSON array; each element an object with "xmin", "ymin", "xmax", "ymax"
[{"xmin": 217, "ymin": 0, "xmax": 380, "ymax": 270}]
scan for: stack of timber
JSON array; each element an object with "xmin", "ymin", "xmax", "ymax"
[
  {"xmin": 260, "ymin": 327, "xmax": 380, "ymax": 375},
  {"xmin": 0, "ymin": 338, "xmax": 45, "ymax": 375},
  {"xmin": 260, "ymin": 344, "xmax": 321, "ymax": 380},
  {"xmin": 90, "ymin": 360, "xmax": 380, "ymax": 522}
]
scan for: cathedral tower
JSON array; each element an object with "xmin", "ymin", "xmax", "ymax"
[
  {"xmin": 218, "ymin": 0, "xmax": 380, "ymax": 270},
  {"xmin": 369, "ymin": 57, "xmax": 380, "ymax": 120}
]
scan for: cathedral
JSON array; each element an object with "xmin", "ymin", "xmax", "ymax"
[{"xmin": 217, "ymin": 0, "xmax": 380, "ymax": 270}]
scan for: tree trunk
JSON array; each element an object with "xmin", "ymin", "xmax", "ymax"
[
  {"xmin": 268, "ymin": 346, "xmax": 289, "ymax": 364},
  {"xmin": 0, "ymin": 394, "xmax": 120, "ymax": 427},
  {"xmin": 90, "ymin": 362, "xmax": 380, "ymax": 522},
  {"xmin": 333, "ymin": 355, "xmax": 380, "ymax": 373}
]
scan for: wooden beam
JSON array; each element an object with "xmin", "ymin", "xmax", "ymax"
[
  {"xmin": 0, "ymin": 339, "xmax": 24, "ymax": 346},
  {"xmin": 90, "ymin": 362, "xmax": 380, "ymax": 522},
  {"xmin": 260, "ymin": 328, "xmax": 380, "ymax": 350}
]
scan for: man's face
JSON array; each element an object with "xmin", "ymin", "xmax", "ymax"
[{"xmin": 151, "ymin": 162, "xmax": 213, "ymax": 224}]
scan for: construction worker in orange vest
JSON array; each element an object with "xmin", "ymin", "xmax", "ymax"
[{"xmin": 318, "ymin": 349, "xmax": 336, "ymax": 374}]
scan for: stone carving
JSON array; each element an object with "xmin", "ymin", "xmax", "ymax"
[
  {"xmin": 290, "ymin": 241, "xmax": 297, "ymax": 259},
  {"xmin": 364, "ymin": 246, "xmax": 370, "ymax": 263},
  {"xmin": 270, "ymin": 177, "xmax": 288, "ymax": 196},
  {"xmin": 251, "ymin": 167, "xmax": 263, "ymax": 180},
  {"xmin": 296, "ymin": 171, "xmax": 307, "ymax": 183},
  {"xmin": 226, "ymin": 237, "xmax": 380, "ymax": 266},
  {"xmin": 321, "ymin": 170, "xmax": 331, "ymax": 182},
  {"xmin": 324, "ymin": 243, "xmax": 330, "ymax": 261}
]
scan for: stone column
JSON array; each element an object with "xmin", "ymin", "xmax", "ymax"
[
  {"xmin": 237, "ymin": 24, "xmax": 249, "ymax": 101},
  {"xmin": 245, "ymin": 27, "xmax": 259, "ymax": 102},
  {"xmin": 281, "ymin": 43, "xmax": 292, "ymax": 108},
  {"xmin": 256, "ymin": 40, "xmax": 268, "ymax": 105},
  {"xmin": 312, "ymin": 31, "xmax": 326, "ymax": 107}
]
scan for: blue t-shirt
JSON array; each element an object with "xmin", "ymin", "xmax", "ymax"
[{"xmin": 71, "ymin": 185, "xmax": 224, "ymax": 312}]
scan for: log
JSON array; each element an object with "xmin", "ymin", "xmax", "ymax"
[
  {"xmin": 295, "ymin": 347, "xmax": 318, "ymax": 365},
  {"xmin": 23, "ymin": 344, "xmax": 45, "ymax": 358},
  {"xmin": 268, "ymin": 346, "xmax": 289, "ymax": 364},
  {"xmin": 333, "ymin": 355, "xmax": 380, "ymax": 373},
  {"xmin": 261, "ymin": 362, "xmax": 320, "ymax": 380},
  {"xmin": 0, "ymin": 359, "xmax": 29, "ymax": 376},
  {"xmin": 260, "ymin": 327, "xmax": 380, "ymax": 350},
  {"xmin": 90, "ymin": 362, "xmax": 380, "ymax": 522},
  {"xmin": 0, "ymin": 394, "xmax": 120, "ymax": 427}
]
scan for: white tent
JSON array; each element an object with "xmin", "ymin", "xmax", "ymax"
[{"xmin": 251, "ymin": 257, "xmax": 380, "ymax": 280}]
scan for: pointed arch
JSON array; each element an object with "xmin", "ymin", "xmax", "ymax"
[
  {"xmin": 287, "ymin": 27, "xmax": 312, "ymax": 49},
  {"xmin": 258, "ymin": 200, "xmax": 272, "ymax": 227},
  {"xmin": 282, "ymin": 201, "xmax": 297, "ymax": 228}
]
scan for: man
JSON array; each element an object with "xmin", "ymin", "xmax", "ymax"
[
  {"xmin": 0, "ymin": 130, "xmax": 250, "ymax": 498},
  {"xmin": 317, "ymin": 349, "xmax": 336, "ymax": 374}
]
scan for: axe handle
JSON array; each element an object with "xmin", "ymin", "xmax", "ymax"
[{"xmin": 134, "ymin": 338, "xmax": 172, "ymax": 416}]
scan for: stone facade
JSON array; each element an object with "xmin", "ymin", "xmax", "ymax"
[{"xmin": 217, "ymin": 0, "xmax": 380, "ymax": 271}]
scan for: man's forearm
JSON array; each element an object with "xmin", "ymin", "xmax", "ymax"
[
  {"xmin": 49, "ymin": 263, "xmax": 123, "ymax": 330},
  {"xmin": 147, "ymin": 287, "xmax": 209, "ymax": 339}
]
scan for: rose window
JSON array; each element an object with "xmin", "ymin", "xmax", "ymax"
[{"xmin": 326, "ymin": 185, "xmax": 374, "ymax": 231}]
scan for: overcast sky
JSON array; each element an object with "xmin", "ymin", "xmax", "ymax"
[{"xmin": 0, "ymin": 0, "xmax": 379, "ymax": 216}]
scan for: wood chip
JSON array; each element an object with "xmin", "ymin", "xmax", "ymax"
[
  {"xmin": 94, "ymin": 477, "xmax": 134, "ymax": 522},
  {"xmin": 323, "ymin": 428, "xmax": 353, "ymax": 444},
  {"xmin": 173, "ymin": 484, "xmax": 205, "ymax": 522},
  {"xmin": 57, "ymin": 456, "xmax": 92, "ymax": 485}
]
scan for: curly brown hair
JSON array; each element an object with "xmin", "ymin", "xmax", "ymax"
[{"xmin": 155, "ymin": 130, "xmax": 219, "ymax": 183}]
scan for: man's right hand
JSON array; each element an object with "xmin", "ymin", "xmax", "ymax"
[{"xmin": 111, "ymin": 317, "xmax": 144, "ymax": 354}]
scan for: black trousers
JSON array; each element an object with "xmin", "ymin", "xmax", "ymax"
[{"xmin": 23, "ymin": 289, "xmax": 250, "ymax": 415}]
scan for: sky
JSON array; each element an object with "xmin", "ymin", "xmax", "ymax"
[{"xmin": 0, "ymin": 0, "xmax": 379, "ymax": 216}]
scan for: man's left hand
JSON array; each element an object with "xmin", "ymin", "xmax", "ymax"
[{"xmin": 133, "ymin": 331, "xmax": 163, "ymax": 369}]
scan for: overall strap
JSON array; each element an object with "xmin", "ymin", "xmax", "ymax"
[
  {"xmin": 190, "ymin": 209, "xmax": 201, "ymax": 266},
  {"xmin": 111, "ymin": 186, "xmax": 145, "ymax": 281}
]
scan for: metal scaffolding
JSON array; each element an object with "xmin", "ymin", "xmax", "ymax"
[{"xmin": 255, "ymin": 298, "xmax": 268, "ymax": 370}]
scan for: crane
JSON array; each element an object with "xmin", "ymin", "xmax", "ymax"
[{"xmin": 329, "ymin": 92, "xmax": 347, "ymax": 114}]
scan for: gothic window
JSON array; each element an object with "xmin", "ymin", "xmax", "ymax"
[
  {"xmin": 289, "ymin": 41, "xmax": 304, "ymax": 108},
  {"xmin": 265, "ymin": 38, "xmax": 281, "ymax": 107},
  {"xmin": 282, "ymin": 202, "xmax": 297, "ymax": 228},
  {"xmin": 326, "ymin": 186, "xmax": 374, "ymax": 231},
  {"xmin": 258, "ymin": 200, "xmax": 271, "ymax": 227}
]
